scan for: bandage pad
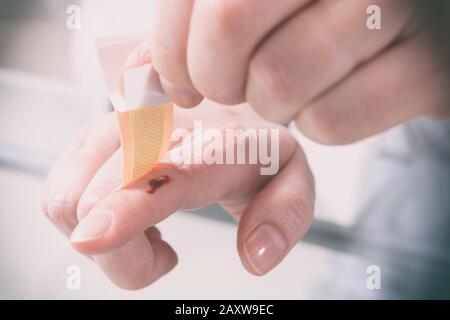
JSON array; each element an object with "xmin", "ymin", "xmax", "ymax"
[
  {"xmin": 95, "ymin": 36, "xmax": 173, "ymax": 188},
  {"xmin": 117, "ymin": 103, "xmax": 173, "ymax": 188}
]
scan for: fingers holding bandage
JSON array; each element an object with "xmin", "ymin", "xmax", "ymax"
[
  {"xmin": 71, "ymin": 103, "xmax": 304, "ymax": 257},
  {"xmin": 118, "ymin": 41, "xmax": 203, "ymax": 108},
  {"xmin": 43, "ymin": 101, "xmax": 315, "ymax": 289},
  {"xmin": 97, "ymin": 38, "xmax": 175, "ymax": 188}
]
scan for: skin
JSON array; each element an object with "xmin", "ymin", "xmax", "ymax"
[
  {"xmin": 146, "ymin": 0, "xmax": 449, "ymax": 144},
  {"xmin": 42, "ymin": 102, "xmax": 315, "ymax": 290},
  {"xmin": 43, "ymin": 0, "xmax": 450, "ymax": 290}
]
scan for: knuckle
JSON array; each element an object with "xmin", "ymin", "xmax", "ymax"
[
  {"xmin": 77, "ymin": 185, "xmax": 110, "ymax": 220},
  {"xmin": 41, "ymin": 124, "xmax": 95, "ymax": 229},
  {"xmin": 278, "ymin": 190, "xmax": 313, "ymax": 238},
  {"xmin": 310, "ymin": 35, "xmax": 337, "ymax": 70},
  {"xmin": 305, "ymin": 23, "xmax": 349, "ymax": 74},
  {"xmin": 44, "ymin": 191, "xmax": 79, "ymax": 229},
  {"xmin": 249, "ymin": 50, "xmax": 290, "ymax": 102},
  {"xmin": 206, "ymin": 0, "xmax": 246, "ymax": 45},
  {"xmin": 281, "ymin": 191, "xmax": 309, "ymax": 221}
]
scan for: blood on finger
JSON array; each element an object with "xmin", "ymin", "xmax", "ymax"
[{"xmin": 147, "ymin": 175, "xmax": 172, "ymax": 194}]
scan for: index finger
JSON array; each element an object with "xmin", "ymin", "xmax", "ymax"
[{"xmin": 71, "ymin": 124, "xmax": 296, "ymax": 255}]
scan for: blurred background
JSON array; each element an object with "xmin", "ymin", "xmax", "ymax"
[{"xmin": 0, "ymin": 0, "xmax": 449, "ymax": 299}]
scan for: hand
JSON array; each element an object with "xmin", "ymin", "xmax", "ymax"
[
  {"xmin": 42, "ymin": 101, "xmax": 314, "ymax": 290},
  {"xmin": 132, "ymin": 0, "xmax": 449, "ymax": 144}
]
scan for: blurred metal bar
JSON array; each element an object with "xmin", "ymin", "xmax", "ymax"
[
  {"xmin": 306, "ymin": 219, "xmax": 450, "ymax": 271},
  {"xmin": 0, "ymin": 144, "xmax": 51, "ymax": 177}
]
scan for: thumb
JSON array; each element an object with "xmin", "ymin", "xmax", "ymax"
[{"xmin": 236, "ymin": 147, "xmax": 315, "ymax": 275}]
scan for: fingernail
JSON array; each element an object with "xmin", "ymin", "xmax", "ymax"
[
  {"xmin": 244, "ymin": 224, "xmax": 287, "ymax": 275},
  {"xmin": 71, "ymin": 210, "xmax": 112, "ymax": 243}
]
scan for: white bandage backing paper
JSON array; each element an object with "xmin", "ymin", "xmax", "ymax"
[{"xmin": 95, "ymin": 34, "xmax": 170, "ymax": 111}]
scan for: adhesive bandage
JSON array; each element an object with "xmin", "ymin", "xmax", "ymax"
[{"xmin": 95, "ymin": 36, "xmax": 173, "ymax": 188}]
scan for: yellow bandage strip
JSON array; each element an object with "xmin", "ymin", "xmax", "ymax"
[
  {"xmin": 95, "ymin": 35, "xmax": 173, "ymax": 188},
  {"xmin": 117, "ymin": 104, "xmax": 173, "ymax": 188}
]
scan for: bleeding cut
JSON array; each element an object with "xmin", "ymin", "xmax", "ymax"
[{"xmin": 147, "ymin": 175, "xmax": 172, "ymax": 194}]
